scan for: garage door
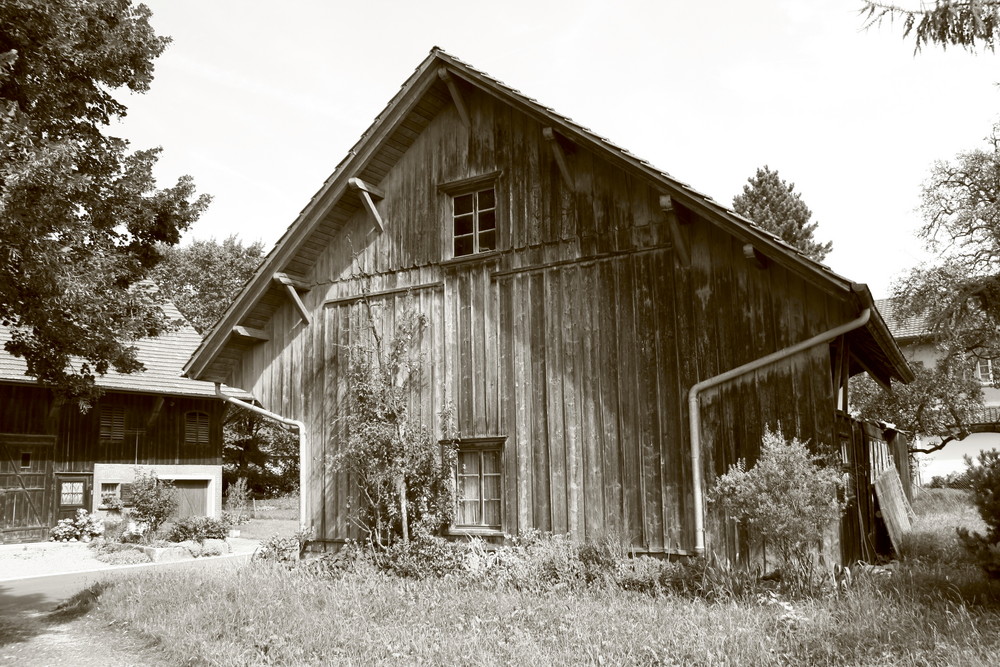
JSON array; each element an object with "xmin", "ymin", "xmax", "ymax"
[{"xmin": 168, "ymin": 480, "xmax": 209, "ymax": 519}]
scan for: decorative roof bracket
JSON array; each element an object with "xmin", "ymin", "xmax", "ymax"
[
  {"xmin": 232, "ymin": 325, "xmax": 270, "ymax": 342},
  {"xmin": 438, "ymin": 67, "xmax": 471, "ymax": 127},
  {"xmin": 660, "ymin": 195, "xmax": 690, "ymax": 266},
  {"xmin": 743, "ymin": 243, "xmax": 768, "ymax": 270},
  {"xmin": 348, "ymin": 177, "xmax": 385, "ymax": 233},
  {"xmin": 543, "ymin": 127, "xmax": 575, "ymax": 191},
  {"xmin": 273, "ymin": 272, "xmax": 311, "ymax": 325}
]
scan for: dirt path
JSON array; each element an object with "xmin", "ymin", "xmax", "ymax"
[{"xmin": 0, "ymin": 607, "xmax": 176, "ymax": 667}]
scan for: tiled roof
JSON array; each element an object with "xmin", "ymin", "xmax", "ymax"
[
  {"xmin": 874, "ymin": 298, "xmax": 931, "ymax": 341},
  {"xmin": 0, "ymin": 299, "xmax": 248, "ymax": 399}
]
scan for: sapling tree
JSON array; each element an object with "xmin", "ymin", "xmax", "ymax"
[
  {"xmin": 710, "ymin": 427, "xmax": 847, "ymax": 593},
  {"xmin": 331, "ymin": 295, "xmax": 455, "ymax": 547},
  {"xmin": 958, "ymin": 448, "xmax": 1000, "ymax": 577},
  {"xmin": 129, "ymin": 468, "xmax": 176, "ymax": 536}
]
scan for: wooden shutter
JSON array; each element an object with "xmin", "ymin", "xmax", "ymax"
[
  {"xmin": 185, "ymin": 411, "xmax": 210, "ymax": 445},
  {"xmin": 99, "ymin": 405, "xmax": 126, "ymax": 441}
]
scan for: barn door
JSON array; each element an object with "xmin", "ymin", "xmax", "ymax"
[
  {"xmin": 0, "ymin": 434, "xmax": 56, "ymax": 543},
  {"xmin": 169, "ymin": 480, "xmax": 209, "ymax": 519}
]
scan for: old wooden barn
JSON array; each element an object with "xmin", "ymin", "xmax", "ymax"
[
  {"xmin": 185, "ymin": 49, "xmax": 913, "ymax": 561},
  {"xmin": 1, "ymin": 300, "xmax": 228, "ymax": 543}
]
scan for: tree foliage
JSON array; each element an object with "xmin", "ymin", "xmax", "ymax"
[
  {"xmin": 152, "ymin": 236, "xmax": 265, "ymax": 334},
  {"xmin": 861, "ymin": 1, "xmax": 1000, "ymax": 52},
  {"xmin": 850, "ymin": 359, "xmax": 983, "ymax": 447},
  {"xmin": 0, "ymin": 0, "xmax": 210, "ymax": 403},
  {"xmin": 331, "ymin": 298, "xmax": 455, "ymax": 547},
  {"xmin": 891, "ymin": 123, "xmax": 1000, "ymax": 382},
  {"xmin": 223, "ymin": 406, "xmax": 299, "ymax": 497},
  {"xmin": 732, "ymin": 166, "xmax": 833, "ymax": 262},
  {"xmin": 958, "ymin": 448, "xmax": 1000, "ymax": 577}
]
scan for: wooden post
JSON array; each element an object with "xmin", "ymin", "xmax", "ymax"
[
  {"xmin": 438, "ymin": 67, "xmax": 471, "ymax": 127},
  {"xmin": 660, "ymin": 195, "xmax": 689, "ymax": 266},
  {"xmin": 542, "ymin": 127, "xmax": 574, "ymax": 191}
]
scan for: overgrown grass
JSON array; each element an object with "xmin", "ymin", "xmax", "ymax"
[
  {"xmin": 899, "ymin": 487, "xmax": 985, "ymax": 566},
  {"xmin": 86, "ymin": 489, "xmax": 1000, "ymax": 666}
]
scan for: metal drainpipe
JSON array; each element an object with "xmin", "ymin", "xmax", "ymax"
[
  {"xmin": 687, "ymin": 307, "xmax": 871, "ymax": 556},
  {"xmin": 215, "ymin": 383, "xmax": 309, "ymax": 532}
]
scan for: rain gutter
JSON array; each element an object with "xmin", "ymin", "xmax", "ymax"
[{"xmin": 687, "ymin": 307, "xmax": 872, "ymax": 555}]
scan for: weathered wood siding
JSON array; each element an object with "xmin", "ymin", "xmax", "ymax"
[
  {"xmin": 0, "ymin": 384, "xmax": 222, "ymax": 540},
  {"xmin": 227, "ymin": 85, "xmax": 853, "ymax": 555}
]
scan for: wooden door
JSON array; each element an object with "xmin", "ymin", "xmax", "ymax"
[
  {"xmin": 0, "ymin": 434, "xmax": 56, "ymax": 543},
  {"xmin": 55, "ymin": 474, "xmax": 92, "ymax": 521}
]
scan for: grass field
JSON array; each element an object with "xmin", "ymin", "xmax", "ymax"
[
  {"xmin": 237, "ymin": 494, "xmax": 300, "ymax": 540},
  {"xmin": 88, "ymin": 489, "xmax": 1000, "ymax": 666}
]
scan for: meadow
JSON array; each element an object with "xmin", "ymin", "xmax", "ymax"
[{"xmin": 85, "ymin": 489, "xmax": 1000, "ymax": 666}]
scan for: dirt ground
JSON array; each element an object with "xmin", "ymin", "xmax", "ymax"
[{"xmin": 0, "ymin": 607, "xmax": 173, "ymax": 666}]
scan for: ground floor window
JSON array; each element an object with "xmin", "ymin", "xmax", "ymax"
[
  {"xmin": 455, "ymin": 439, "xmax": 503, "ymax": 530},
  {"xmin": 60, "ymin": 481, "xmax": 84, "ymax": 506}
]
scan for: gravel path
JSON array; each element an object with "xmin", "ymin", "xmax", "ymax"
[{"xmin": 0, "ymin": 543, "xmax": 114, "ymax": 581}]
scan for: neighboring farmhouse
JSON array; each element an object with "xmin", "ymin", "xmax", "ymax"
[
  {"xmin": 0, "ymin": 300, "xmax": 229, "ymax": 544},
  {"xmin": 184, "ymin": 49, "xmax": 913, "ymax": 563},
  {"xmin": 875, "ymin": 297, "xmax": 1000, "ymax": 480}
]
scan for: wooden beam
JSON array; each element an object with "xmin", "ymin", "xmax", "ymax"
[
  {"xmin": 348, "ymin": 178, "xmax": 384, "ymax": 233},
  {"xmin": 660, "ymin": 195, "xmax": 689, "ymax": 266},
  {"xmin": 743, "ymin": 243, "xmax": 768, "ymax": 270},
  {"xmin": 273, "ymin": 273, "xmax": 311, "ymax": 325},
  {"xmin": 437, "ymin": 67, "xmax": 470, "ymax": 127},
  {"xmin": 232, "ymin": 325, "xmax": 270, "ymax": 342},
  {"xmin": 542, "ymin": 127, "xmax": 574, "ymax": 191}
]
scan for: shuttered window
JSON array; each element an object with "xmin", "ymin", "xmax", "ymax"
[
  {"xmin": 99, "ymin": 405, "xmax": 126, "ymax": 441},
  {"xmin": 455, "ymin": 442, "xmax": 502, "ymax": 530},
  {"xmin": 185, "ymin": 411, "xmax": 211, "ymax": 445}
]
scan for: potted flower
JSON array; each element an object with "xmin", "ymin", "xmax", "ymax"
[{"xmin": 101, "ymin": 493, "xmax": 124, "ymax": 514}]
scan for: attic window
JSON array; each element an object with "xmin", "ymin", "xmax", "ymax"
[
  {"xmin": 185, "ymin": 411, "xmax": 211, "ymax": 445},
  {"xmin": 977, "ymin": 358, "xmax": 994, "ymax": 384},
  {"xmin": 453, "ymin": 187, "xmax": 496, "ymax": 257},
  {"xmin": 99, "ymin": 405, "xmax": 126, "ymax": 442}
]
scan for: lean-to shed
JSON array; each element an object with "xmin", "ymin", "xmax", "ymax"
[{"xmin": 185, "ymin": 48, "xmax": 913, "ymax": 560}]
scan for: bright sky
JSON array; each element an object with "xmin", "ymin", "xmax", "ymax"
[{"xmin": 115, "ymin": 0, "xmax": 1000, "ymax": 299}]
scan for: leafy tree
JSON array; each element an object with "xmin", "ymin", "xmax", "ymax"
[
  {"xmin": 850, "ymin": 360, "xmax": 984, "ymax": 453},
  {"xmin": 732, "ymin": 166, "xmax": 833, "ymax": 262},
  {"xmin": 223, "ymin": 406, "xmax": 299, "ymax": 497},
  {"xmin": 861, "ymin": 1, "xmax": 1000, "ymax": 52},
  {"xmin": 0, "ymin": 0, "xmax": 209, "ymax": 403},
  {"xmin": 151, "ymin": 236, "xmax": 265, "ymax": 334},
  {"xmin": 893, "ymin": 123, "xmax": 1000, "ymax": 379}
]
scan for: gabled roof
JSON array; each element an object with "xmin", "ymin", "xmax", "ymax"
[
  {"xmin": 185, "ymin": 47, "xmax": 914, "ymax": 386},
  {"xmin": 874, "ymin": 297, "xmax": 932, "ymax": 342},
  {"xmin": 0, "ymin": 299, "xmax": 245, "ymax": 399}
]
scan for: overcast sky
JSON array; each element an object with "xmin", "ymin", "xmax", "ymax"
[{"xmin": 115, "ymin": 0, "xmax": 1000, "ymax": 299}]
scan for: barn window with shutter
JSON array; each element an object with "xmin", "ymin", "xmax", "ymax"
[
  {"xmin": 99, "ymin": 405, "xmax": 126, "ymax": 441},
  {"xmin": 185, "ymin": 411, "xmax": 211, "ymax": 445},
  {"xmin": 454, "ymin": 439, "xmax": 503, "ymax": 531}
]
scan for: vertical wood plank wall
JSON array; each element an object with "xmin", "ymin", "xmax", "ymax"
[{"xmin": 228, "ymin": 84, "xmax": 855, "ymax": 555}]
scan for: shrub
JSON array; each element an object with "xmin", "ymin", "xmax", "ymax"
[
  {"xmin": 253, "ymin": 529, "xmax": 313, "ymax": 565},
  {"xmin": 377, "ymin": 534, "xmax": 466, "ymax": 579},
  {"xmin": 95, "ymin": 547, "xmax": 150, "ymax": 565},
  {"xmin": 50, "ymin": 509, "xmax": 105, "ymax": 542},
  {"xmin": 130, "ymin": 469, "xmax": 176, "ymax": 536},
  {"xmin": 166, "ymin": 515, "xmax": 230, "ymax": 543},
  {"xmin": 958, "ymin": 448, "xmax": 1000, "ymax": 577},
  {"xmin": 709, "ymin": 427, "xmax": 847, "ymax": 595},
  {"xmin": 224, "ymin": 477, "xmax": 252, "ymax": 525}
]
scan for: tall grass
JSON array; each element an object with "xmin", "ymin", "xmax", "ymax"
[{"xmin": 87, "ymin": 488, "xmax": 1000, "ymax": 666}]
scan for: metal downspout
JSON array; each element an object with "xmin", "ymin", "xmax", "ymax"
[
  {"xmin": 687, "ymin": 307, "xmax": 871, "ymax": 555},
  {"xmin": 215, "ymin": 383, "xmax": 309, "ymax": 532}
]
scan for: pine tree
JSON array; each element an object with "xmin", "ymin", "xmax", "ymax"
[{"xmin": 732, "ymin": 166, "xmax": 833, "ymax": 263}]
